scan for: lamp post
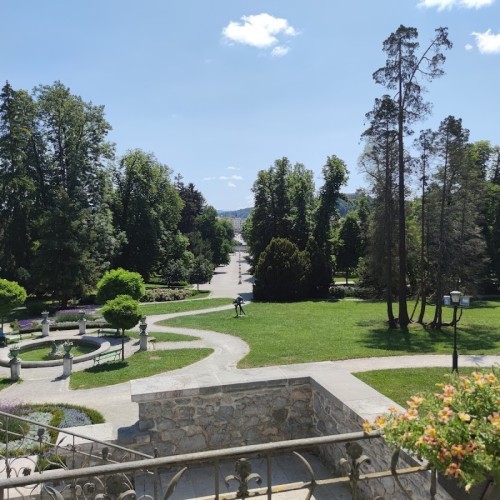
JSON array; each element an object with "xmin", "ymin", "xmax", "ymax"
[{"xmin": 450, "ymin": 290, "xmax": 462, "ymax": 373}]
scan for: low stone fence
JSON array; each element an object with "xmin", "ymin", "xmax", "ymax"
[
  {"xmin": 134, "ymin": 377, "xmax": 313, "ymax": 457},
  {"xmin": 130, "ymin": 372, "xmax": 456, "ymax": 499}
]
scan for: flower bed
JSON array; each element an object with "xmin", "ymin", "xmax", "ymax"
[{"xmin": 365, "ymin": 370, "xmax": 499, "ymax": 492}]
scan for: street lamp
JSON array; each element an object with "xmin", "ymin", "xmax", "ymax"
[{"xmin": 450, "ymin": 290, "xmax": 462, "ymax": 373}]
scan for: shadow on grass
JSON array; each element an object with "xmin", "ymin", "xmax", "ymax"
[
  {"xmin": 359, "ymin": 323, "xmax": 500, "ymax": 353},
  {"xmin": 0, "ymin": 378, "xmax": 18, "ymax": 389},
  {"xmin": 82, "ymin": 361, "xmax": 128, "ymax": 374}
]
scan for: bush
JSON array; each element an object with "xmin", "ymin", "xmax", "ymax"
[
  {"xmin": 254, "ymin": 238, "xmax": 311, "ymax": 301},
  {"xmin": 0, "ymin": 279, "xmax": 27, "ymax": 324},
  {"xmin": 141, "ymin": 288, "xmax": 191, "ymax": 302},
  {"xmin": 329, "ymin": 286, "xmax": 346, "ymax": 299},
  {"xmin": 96, "ymin": 269, "xmax": 145, "ymax": 304}
]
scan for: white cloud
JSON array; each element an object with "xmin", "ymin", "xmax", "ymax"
[
  {"xmin": 418, "ymin": 0, "xmax": 494, "ymax": 9},
  {"xmin": 471, "ymin": 29, "xmax": 500, "ymax": 53},
  {"xmin": 271, "ymin": 45, "xmax": 289, "ymax": 57},
  {"xmin": 228, "ymin": 166, "xmax": 240, "ymax": 171},
  {"xmin": 203, "ymin": 176, "xmax": 216, "ymax": 181},
  {"xmin": 222, "ymin": 13, "xmax": 297, "ymax": 55},
  {"xmin": 219, "ymin": 175, "xmax": 243, "ymax": 181},
  {"xmin": 227, "ymin": 182, "xmax": 236, "ymax": 188},
  {"xmin": 465, "ymin": 43, "xmax": 474, "ymax": 50}
]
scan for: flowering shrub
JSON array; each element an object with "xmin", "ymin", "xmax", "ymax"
[
  {"xmin": 141, "ymin": 287, "xmax": 191, "ymax": 302},
  {"xmin": 365, "ymin": 370, "xmax": 499, "ymax": 491}
]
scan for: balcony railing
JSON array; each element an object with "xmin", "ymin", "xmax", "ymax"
[{"xmin": 0, "ymin": 410, "xmax": 434, "ymax": 499}]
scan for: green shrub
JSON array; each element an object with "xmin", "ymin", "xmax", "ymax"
[{"xmin": 96, "ymin": 269, "xmax": 145, "ymax": 304}]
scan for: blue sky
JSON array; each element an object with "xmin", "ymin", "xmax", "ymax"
[{"xmin": 3, "ymin": 0, "xmax": 500, "ymax": 210}]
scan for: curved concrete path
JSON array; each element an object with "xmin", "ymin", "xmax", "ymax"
[{"xmin": 0, "ymin": 250, "xmax": 498, "ymax": 438}]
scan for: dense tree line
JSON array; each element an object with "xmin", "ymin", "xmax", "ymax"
[
  {"xmin": 243, "ymin": 25, "xmax": 500, "ymax": 322},
  {"xmin": 243, "ymin": 155, "xmax": 348, "ymax": 300},
  {"xmin": 0, "ymin": 81, "xmax": 233, "ymax": 305},
  {"xmin": 359, "ymin": 26, "xmax": 500, "ymax": 328}
]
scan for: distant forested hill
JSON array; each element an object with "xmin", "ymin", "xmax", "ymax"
[
  {"xmin": 218, "ymin": 193, "xmax": 359, "ymax": 219},
  {"xmin": 217, "ymin": 208, "xmax": 253, "ymax": 219}
]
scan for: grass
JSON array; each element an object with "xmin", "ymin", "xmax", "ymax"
[
  {"xmin": 69, "ymin": 348, "xmax": 213, "ymax": 389},
  {"xmin": 140, "ymin": 297, "xmax": 232, "ymax": 316},
  {"xmin": 353, "ymin": 367, "xmax": 481, "ymax": 407},
  {"xmin": 0, "ymin": 378, "xmax": 20, "ymax": 391},
  {"xmin": 19, "ymin": 344, "xmax": 95, "ymax": 361},
  {"xmin": 126, "ymin": 331, "xmax": 200, "ymax": 342},
  {"xmin": 158, "ymin": 300, "xmax": 500, "ymax": 368}
]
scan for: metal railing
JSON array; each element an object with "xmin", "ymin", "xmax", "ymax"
[{"xmin": 0, "ymin": 410, "xmax": 434, "ymax": 499}]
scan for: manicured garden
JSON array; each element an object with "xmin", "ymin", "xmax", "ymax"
[
  {"xmin": 69, "ymin": 348, "xmax": 213, "ymax": 389},
  {"xmin": 139, "ymin": 297, "xmax": 232, "ymax": 316},
  {"xmin": 157, "ymin": 299, "xmax": 500, "ymax": 368}
]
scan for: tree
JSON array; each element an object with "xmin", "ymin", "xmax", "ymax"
[
  {"xmin": 0, "ymin": 278, "xmax": 27, "ymax": 331},
  {"xmin": 163, "ymin": 259, "xmax": 190, "ymax": 286},
  {"xmin": 311, "ymin": 155, "xmax": 348, "ymax": 295},
  {"xmin": 424, "ymin": 117, "xmax": 487, "ymax": 327},
  {"xmin": 373, "ymin": 26, "xmax": 452, "ymax": 327},
  {"xmin": 101, "ymin": 295, "xmax": 142, "ymax": 361},
  {"xmin": 189, "ymin": 256, "xmax": 214, "ymax": 291},
  {"xmin": 0, "ymin": 82, "xmax": 37, "ymax": 285},
  {"xmin": 361, "ymin": 96, "xmax": 399, "ymax": 326},
  {"xmin": 194, "ymin": 206, "xmax": 234, "ymax": 266},
  {"xmin": 112, "ymin": 149, "xmax": 183, "ymax": 280},
  {"xmin": 96, "ymin": 268, "xmax": 145, "ymax": 304},
  {"xmin": 176, "ymin": 178, "xmax": 206, "ymax": 234},
  {"xmin": 30, "ymin": 82, "xmax": 118, "ymax": 305},
  {"xmin": 254, "ymin": 238, "xmax": 311, "ymax": 301},
  {"xmin": 335, "ymin": 212, "xmax": 362, "ymax": 284},
  {"xmin": 413, "ymin": 129, "xmax": 437, "ymax": 323}
]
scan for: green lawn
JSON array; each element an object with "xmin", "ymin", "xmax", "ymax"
[
  {"xmin": 19, "ymin": 344, "xmax": 95, "ymax": 361},
  {"xmin": 158, "ymin": 300, "xmax": 500, "ymax": 368},
  {"xmin": 354, "ymin": 367, "xmax": 481, "ymax": 407},
  {"xmin": 126, "ymin": 331, "xmax": 200, "ymax": 342},
  {"xmin": 140, "ymin": 297, "xmax": 232, "ymax": 316},
  {"xmin": 69, "ymin": 348, "xmax": 213, "ymax": 389}
]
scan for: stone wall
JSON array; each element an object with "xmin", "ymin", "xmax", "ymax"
[
  {"xmin": 135, "ymin": 378, "xmax": 312, "ymax": 457},
  {"xmin": 310, "ymin": 378, "xmax": 453, "ymax": 500},
  {"xmin": 131, "ymin": 374, "xmax": 454, "ymax": 499}
]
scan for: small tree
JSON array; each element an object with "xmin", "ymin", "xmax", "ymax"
[
  {"xmin": 101, "ymin": 295, "xmax": 142, "ymax": 360},
  {"xmin": 254, "ymin": 237, "xmax": 311, "ymax": 301},
  {"xmin": 0, "ymin": 278, "xmax": 27, "ymax": 331},
  {"xmin": 189, "ymin": 256, "xmax": 213, "ymax": 291},
  {"xmin": 163, "ymin": 259, "xmax": 190, "ymax": 286},
  {"xmin": 96, "ymin": 268, "xmax": 145, "ymax": 304}
]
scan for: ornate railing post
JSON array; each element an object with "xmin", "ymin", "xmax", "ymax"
[
  {"xmin": 339, "ymin": 442, "xmax": 371, "ymax": 500},
  {"xmin": 225, "ymin": 458, "xmax": 262, "ymax": 498}
]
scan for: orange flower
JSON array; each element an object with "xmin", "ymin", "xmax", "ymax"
[
  {"xmin": 451, "ymin": 444, "xmax": 467, "ymax": 460},
  {"xmin": 375, "ymin": 416, "xmax": 388, "ymax": 429},
  {"xmin": 407, "ymin": 396, "xmax": 424, "ymax": 408},
  {"xmin": 438, "ymin": 407, "xmax": 454, "ymax": 424},
  {"xmin": 362, "ymin": 420, "xmax": 373, "ymax": 433},
  {"xmin": 402, "ymin": 408, "xmax": 419, "ymax": 421},
  {"xmin": 487, "ymin": 412, "xmax": 500, "ymax": 430},
  {"xmin": 445, "ymin": 462, "xmax": 464, "ymax": 479},
  {"xmin": 437, "ymin": 447, "xmax": 452, "ymax": 462}
]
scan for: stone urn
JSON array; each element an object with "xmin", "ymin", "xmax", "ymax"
[
  {"xmin": 63, "ymin": 341, "xmax": 73, "ymax": 354},
  {"xmin": 9, "ymin": 344, "xmax": 21, "ymax": 360}
]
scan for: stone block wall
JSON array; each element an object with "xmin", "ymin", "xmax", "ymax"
[
  {"xmin": 134, "ymin": 378, "xmax": 313, "ymax": 457},
  {"xmin": 310, "ymin": 378, "xmax": 454, "ymax": 500}
]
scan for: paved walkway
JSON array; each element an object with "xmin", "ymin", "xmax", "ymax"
[{"xmin": 0, "ymin": 250, "xmax": 499, "ymax": 439}]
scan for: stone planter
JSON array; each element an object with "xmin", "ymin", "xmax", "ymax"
[{"xmin": 63, "ymin": 342, "xmax": 73, "ymax": 354}]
